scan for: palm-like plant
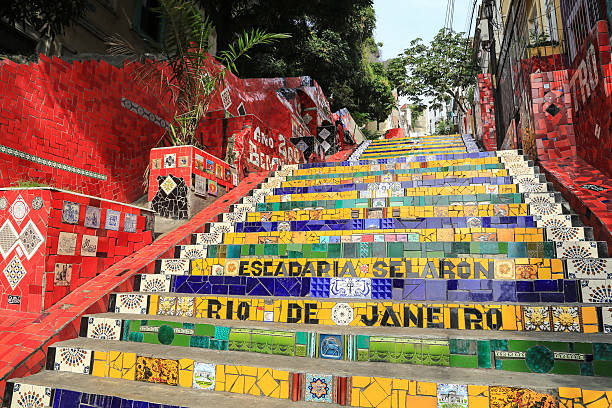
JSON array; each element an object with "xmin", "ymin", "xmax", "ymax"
[{"xmin": 107, "ymin": 0, "xmax": 289, "ymax": 148}]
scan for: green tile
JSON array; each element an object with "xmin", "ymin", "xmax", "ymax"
[
  {"xmin": 264, "ymin": 244, "xmax": 277, "ymax": 256},
  {"xmin": 255, "ymin": 244, "xmax": 264, "ymax": 256},
  {"xmin": 388, "ymin": 242, "xmax": 403, "ymax": 258},
  {"xmin": 450, "ymin": 354, "xmax": 478, "ymax": 368},
  {"xmin": 450, "ymin": 339, "xmax": 473, "ymax": 355},
  {"xmin": 477, "ymin": 340, "xmax": 491, "ymax": 368},
  {"xmin": 501, "ymin": 359, "xmax": 530, "ymax": 372},
  {"xmin": 594, "ymin": 360, "xmax": 612, "ymax": 376},
  {"xmin": 328, "ymin": 243, "xmax": 342, "ymax": 258},
  {"xmin": 194, "ymin": 324, "xmax": 215, "ymax": 337},
  {"xmin": 356, "ymin": 335, "xmax": 369, "ymax": 349},
  {"xmin": 550, "ymin": 360, "xmax": 580, "ymax": 375},
  {"xmin": 295, "ymin": 332, "xmax": 308, "ymax": 345}
]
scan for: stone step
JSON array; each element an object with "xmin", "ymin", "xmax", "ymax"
[
  {"xmin": 44, "ymin": 337, "xmax": 612, "ymax": 396},
  {"xmin": 171, "ymin": 240, "xmax": 608, "ymax": 260},
  {"xmin": 133, "ymin": 274, "xmax": 585, "ymax": 304},
  {"xmin": 244, "ymin": 183, "xmax": 549, "ymax": 205},
  {"xmin": 107, "ymin": 292, "xmax": 605, "ymax": 333},
  {"xmin": 5, "ymin": 370, "xmax": 312, "ymax": 408},
  {"xmin": 211, "ymin": 226, "xmax": 593, "ymax": 245},
  {"xmin": 282, "ymin": 163, "xmax": 537, "ymax": 181}
]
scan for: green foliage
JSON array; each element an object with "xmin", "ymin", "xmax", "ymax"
[
  {"xmin": 107, "ymin": 0, "xmax": 287, "ymax": 147},
  {"xmin": 197, "ymin": 0, "xmax": 393, "ymax": 123},
  {"xmin": 434, "ymin": 118, "xmax": 455, "ymax": 135},
  {"xmin": 393, "ymin": 29, "xmax": 479, "ymax": 114},
  {"xmin": 0, "ymin": 0, "xmax": 86, "ymax": 39},
  {"xmin": 361, "ymin": 127, "xmax": 380, "ymax": 140},
  {"xmin": 13, "ymin": 179, "xmax": 49, "ymax": 188}
]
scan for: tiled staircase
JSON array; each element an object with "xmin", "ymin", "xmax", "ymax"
[{"xmin": 5, "ymin": 134, "xmax": 612, "ymax": 407}]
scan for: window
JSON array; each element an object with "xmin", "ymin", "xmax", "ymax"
[
  {"xmin": 528, "ymin": 0, "xmax": 559, "ymax": 46},
  {"xmin": 134, "ymin": 0, "xmax": 163, "ymax": 42}
]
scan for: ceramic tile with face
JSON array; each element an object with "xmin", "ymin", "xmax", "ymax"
[
  {"xmin": 87, "ymin": 317, "xmax": 122, "ymax": 340},
  {"xmin": 164, "ymin": 153, "xmax": 176, "ymax": 168},
  {"xmin": 151, "ymin": 158, "xmax": 162, "ymax": 170},
  {"xmin": 54, "ymin": 347, "xmax": 92, "ymax": 373},
  {"xmin": 178, "ymin": 156, "xmax": 189, "ymax": 167},
  {"xmin": 84, "ymin": 206, "xmax": 102, "ymax": 229},
  {"xmin": 53, "ymin": 263, "xmax": 72, "ymax": 286}
]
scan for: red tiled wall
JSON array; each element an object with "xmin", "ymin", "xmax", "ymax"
[
  {"xmin": 148, "ymin": 145, "xmax": 235, "ymax": 201},
  {"xmin": 569, "ymin": 21, "xmax": 612, "ymax": 178},
  {"xmin": 0, "ymin": 189, "xmax": 153, "ymax": 313},
  {"xmin": 0, "ymin": 56, "xmax": 173, "ymax": 202},
  {"xmin": 530, "ymin": 70, "xmax": 577, "ymax": 160},
  {"xmin": 477, "ymin": 73, "xmax": 497, "ymax": 150}
]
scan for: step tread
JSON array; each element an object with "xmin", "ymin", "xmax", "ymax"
[
  {"xmin": 51, "ymin": 338, "xmax": 612, "ymax": 390},
  {"xmin": 86, "ymin": 311, "xmax": 612, "ymax": 342},
  {"xmin": 12, "ymin": 371, "xmax": 319, "ymax": 408}
]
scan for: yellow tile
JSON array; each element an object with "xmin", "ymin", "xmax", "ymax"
[
  {"xmin": 468, "ymin": 385, "xmax": 489, "ymax": 397},
  {"xmin": 581, "ymin": 307, "xmax": 598, "ymax": 326},
  {"xmin": 416, "ymin": 382, "xmax": 437, "ymax": 396},
  {"xmin": 178, "ymin": 358, "xmax": 193, "ymax": 388},
  {"xmin": 244, "ymin": 375, "xmax": 257, "ymax": 394},
  {"xmin": 122, "ymin": 352, "xmax": 136, "ymax": 380},
  {"xmin": 361, "ymin": 380, "xmax": 388, "ymax": 407},
  {"xmin": 582, "ymin": 390, "xmax": 607, "ymax": 404},
  {"xmin": 108, "ymin": 350, "xmax": 122, "ymax": 379},
  {"xmin": 469, "ymin": 396, "xmax": 491, "ymax": 408},
  {"xmin": 230, "ymin": 375, "xmax": 245, "ymax": 394},
  {"xmin": 404, "ymin": 395, "xmax": 436, "ymax": 407},
  {"xmin": 91, "ymin": 351, "xmax": 109, "ymax": 378}
]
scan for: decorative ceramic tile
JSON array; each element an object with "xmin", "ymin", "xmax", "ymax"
[
  {"xmin": 3, "ymin": 255, "xmax": 26, "ymax": 290},
  {"xmin": 157, "ymin": 296, "xmax": 177, "ymax": 316},
  {"xmin": 31, "ymin": 196, "xmax": 43, "ymax": 210},
  {"xmin": 84, "ymin": 206, "xmax": 101, "ymax": 229},
  {"xmin": 319, "ymin": 334, "xmax": 343, "ymax": 360},
  {"xmin": 567, "ymin": 258, "xmax": 612, "ymax": 279},
  {"xmin": 140, "ymin": 274, "xmax": 171, "ymax": 292},
  {"xmin": 105, "ymin": 209, "xmax": 121, "ymax": 231},
  {"xmin": 580, "ymin": 280, "xmax": 612, "ymax": 303},
  {"xmin": 546, "ymin": 226, "xmax": 584, "ymax": 242},
  {"xmin": 537, "ymin": 215, "xmax": 572, "ymax": 229},
  {"xmin": 164, "ymin": 153, "xmax": 176, "ymax": 169},
  {"xmin": 124, "ymin": 213, "xmax": 137, "ymax": 233},
  {"xmin": 602, "ymin": 307, "xmax": 612, "ymax": 333},
  {"xmin": 17, "ymin": 220, "xmax": 44, "ymax": 259},
  {"xmin": 437, "ymin": 383, "xmax": 468, "ymax": 408},
  {"xmin": 305, "ymin": 373, "xmax": 333, "ymax": 403},
  {"xmin": 494, "ymin": 259, "xmax": 515, "ymax": 279},
  {"xmin": 176, "ymin": 296, "xmax": 194, "ymax": 317},
  {"xmin": 152, "ymin": 158, "xmax": 162, "ymax": 170},
  {"xmin": 516, "ymin": 176, "xmax": 547, "ymax": 192},
  {"xmin": 224, "ymin": 260, "xmax": 240, "ymax": 276},
  {"xmin": 54, "ymin": 347, "xmax": 92, "ymax": 374},
  {"xmin": 523, "ymin": 306, "xmax": 551, "ymax": 331},
  {"xmin": 0, "ymin": 197, "xmax": 7, "ymax": 210},
  {"xmin": 9, "ymin": 195, "xmax": 29, "ymax": 226},
  {"xmin": 211, "ymin": 265, "xmax": 224, "ymax": 276},
  {"xmin": 178, "ymin": 156, "xmax": 189, "ymax": 167},
  {"xmin": 86, "ymin": 317, "xmax": 122, "ymax": 340},
  {"xmin": 135, "ymin": 356, "xmax": 178, "ymax": 385},
  {"xmin": 192, "ymin": 362, "xmax": 216, "ymax": 390},
  {"xmin": 61, "ymin": 201, "xmax": 80, "ymax": 224},
  {"xmin": 524, "ymin": 192, "xmax": 556, "ymax": 205},
  {"xmin": 331, "ymin": 303, "xmax": 354, "ymax": 325},
  {"xmin": 57, "ymin": 232, "xmax": 77, "ymax": 256},
  {"xmin": 10, "ymin": 383, "xmax": 52, "ymax": 408},
  {"xmin": 160, "ymin": 259, "xmax": 190, "ymax": 275},
  {"xmin": 556, "ymin": 241, "xmax": 597, "ymax": 258},
  {"xmin": 53, "ymin": 263, "xmax": 72, "ymax": 286},
  {"xmin": 0, "ymin": 219, "xmax": 19, "ymax": 258},
  {"xmin": 115, "ymin": 293, "xmax": 147, "ymax": 314},
  {"xmin": 220, "ymin": 87, "xmax": 232, "ymax": 110},
  {"xmin": 208, "ymin": 179, "xmax": 218, "ymax": 196},
  {"xmin": 329, "ymin": 278, "xmax": 371, "ymax": 299},
  {"xmin": 178, "ymin": 245, "xmax": 207, "ymax": 259},
  {"xmin": 80, "ymin": 235, "xmax": 98, "ymax": 257},
  {"xmin": 264, "ymin": 311, "xmax": 274, "ymax": 322},
  {"xmin": 551, "ymin": 306, "xmax": 580, "ymax": 332},
  {"xmin": 160, "ymin": 176, "xmax": 178, "ymax": 195},
  {"xmin": 194, "ymin": 174, "xmax": 206, "ymax": 196}
]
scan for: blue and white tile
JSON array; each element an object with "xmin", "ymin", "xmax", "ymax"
[
  {"xmin": 86, "ymin": 317, "xmax": 122, "ymax": 340},
  {"xmin": 10, "ymin": 383, "xmax": 52, "ymax": 408},
  {"xmin": 581, "ymin": 280, "xmax": 612, "ymax": 303},
  {"xmin": 556, "ymin": 241, "xmax": 598, "ymax": 259},
  {"xmin": 329, "ymin": 278, "xmax": 371, "ymax": 299},
  {"xmin": 54, "ymin": 347, "xmax": 92, "ymax": 374}
]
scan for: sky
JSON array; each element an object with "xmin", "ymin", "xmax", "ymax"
[{"xmin": 373, "ymin": 0, "xmax": 475, "ymax": 61}]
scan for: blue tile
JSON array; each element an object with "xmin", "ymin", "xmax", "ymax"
[
  {"xmin": 516, "ymin": 292, "xmax": 540, "ymax": 302},
  {"xmin": 212, "ymin": 285, "xmax": 229, "ymax": 295},
  {"xmin": 516, "ymin": 281, "xmax": 534, "ymax": 292},
  {"xmin": 228, "ymin": 285, "xmax": 246, "ymax": 295},
  {"xmin": 425, "ymin": 280, "xmax": 447, "ymax": 300},
  {"xmin": 470, "ymin": 291, "xmax": 493, "ymax": 302},
  {"xmin": 534, "ymin": 280, "xmax": 558, "ymax": 291},
  {"xmin": 457, "ymin": 280, "xmax": 481, "ymax": 290},
  {"xmin": 447, "ymin": 280, "xmax": 458, "ymax": 290},
  {"xmin": 447, "ymin": 291, "xmax": 469, "ymax": 301}
]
